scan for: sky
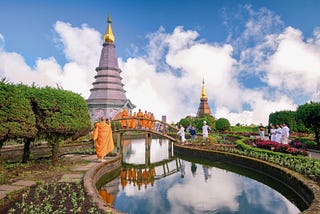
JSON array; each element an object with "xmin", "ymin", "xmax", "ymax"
[{"xmin": 1, "ymin": 0, "xmax": 320, "ymax": 125}]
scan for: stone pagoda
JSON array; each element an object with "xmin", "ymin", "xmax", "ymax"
[
  {"xmin": 196, "ymin": 80, "xmax": 212, "ymax": 117},
  {"xmin": 87, "ymin": 15, "xmax": 135, "ymax": 122}
]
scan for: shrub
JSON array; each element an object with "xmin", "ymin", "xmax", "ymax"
[{"xmin": 216, "ymin": 118, "xmax": 231, "ymax": 131}]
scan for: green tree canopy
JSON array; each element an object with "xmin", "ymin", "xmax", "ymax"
[
  {"xmin": 30, "ymin": 86, "xmax": 91, "ymax": 164},
  {"xmin": 0, "ymin": 82, "xmax": 37, "ymax": 146},
  {"xmin": 268, "ymin": 110, "xmax": 306, "ymax": 132},
  {"xmin": 0, "ymin": 82, "xmax": 91, "ymax": 164},
  {"xmin": 176, "ymin": 114, "xmax": 216, "ymax": 133},
  {"xmin": 216, "ymin": 118, "xmax": 231, "ymax": 131},
  {"xmin": 296, "ymin": 102, "xmax": 320, "ymax": 146}
]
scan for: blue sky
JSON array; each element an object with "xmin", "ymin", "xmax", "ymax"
[{"xmin": 1, "ymin": 0, "xmax": 320, "ymax": 125}]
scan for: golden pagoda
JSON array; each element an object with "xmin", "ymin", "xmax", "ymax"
[{"xmin": 196, "ymin": 80, "xmax": 212, "ymax": 117}]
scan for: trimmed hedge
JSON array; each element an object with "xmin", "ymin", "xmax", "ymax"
[{"xmin": 0, "ymin": 82, "xmax": 91, "ymax": 164}]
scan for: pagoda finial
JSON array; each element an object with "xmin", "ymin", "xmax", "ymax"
[
  {"xmin": 104, "ymin": 15, "xmax": 115, "ymax": 43},
  {"xmin": 201, "ymin": 79, "xmax": 207, "ymax": 99}
]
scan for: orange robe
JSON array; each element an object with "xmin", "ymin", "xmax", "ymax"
[
  {"xmin": 93, "ymin": 121, "xmax": 115, "ymax": 159},
  {"xmin": 121, "ymin": 109, "xmax": 129, "ymax": 128},
  {"xmin": 137, "ymin": 111, "xmax": 143, "ymax": 128},
  {"xmin": 128, "ymin": 113, "xmax": 133, "ymax": 128},
  {"xmin": 150, "ymin": 114, "xmax": 155, "ymax": 130},
  {"xmin": 143, "ymin": 112, "xmax": 149, "ymax": 128},
  {"xmin": 99, "ymin": 189, "xmax": 114, "ymax": 205},
  {"xmin": 131, "ymin": 112, "xmax": 137, "ymax": 129}
]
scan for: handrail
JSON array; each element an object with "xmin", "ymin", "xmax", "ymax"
[{"xmin": 111, "ymin": 117, "xmax": 179, "ymax": 142}]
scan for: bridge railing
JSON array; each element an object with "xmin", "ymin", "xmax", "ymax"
[{"xmin": 111, "ymin": 117, "xmax": 178, "ymax": 137}]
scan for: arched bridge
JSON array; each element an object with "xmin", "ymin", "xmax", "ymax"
[{"xmin": 111, "ymin": 118, "xmax": 179, "ymax": 142}]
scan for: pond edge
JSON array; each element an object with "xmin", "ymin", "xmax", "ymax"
[{"xmin": 174, "ymin": 144, "xmax": 320, "ymax": 214}]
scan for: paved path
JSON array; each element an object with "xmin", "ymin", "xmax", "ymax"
[
  {"xmin": 0, "ymin": 154, "xmax": 102, "ymax": 200},
  {"xmin": 309, "ymin": 149, "xmax": 320, "ymax": 160}
]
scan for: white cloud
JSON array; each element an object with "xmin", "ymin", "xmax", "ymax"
[
  {"xmin": 167, "ymin": 166, "xmax": 240, "ymax": 213},
  {"xmin": 1, "ymin": 7, "xmax": 319, "ymax": 126},
  {"xmin": 0, "ymin": 21, "xmax": 101, "ymax": 98},
  {"xmin": 263, "ymin": 27, "xmax": 320, "ymax": 96}
]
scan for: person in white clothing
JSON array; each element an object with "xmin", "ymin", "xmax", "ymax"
[
  {"xmin": 177, "ymin": 124, "xmax": 186, "ymax": 142},
  {"xmin": 281, "ymin": 123, "xmax": 290, "ymax": 144},
  {"xmin": 202, "ymin": 121, "xmax": 211, "ymax": 140},
  {"xmin": 270, "ymin": 125, "xmax": 276, "ymax": 142},
  {"xmin": 275, "ymin": 124, "xmax": 282, "ymax": 143}
]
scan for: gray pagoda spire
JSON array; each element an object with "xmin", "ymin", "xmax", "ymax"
[{"xmin": 87, "ymin": 15, "xmax": 135, "ymax": 122}]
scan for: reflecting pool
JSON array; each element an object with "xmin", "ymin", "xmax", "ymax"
[{"xmin": 98, "ymin": 138, "xmax": 304, "ymax": 214}]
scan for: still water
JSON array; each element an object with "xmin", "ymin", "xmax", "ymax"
[{"xmin": 99, "ymin": 138, "xmax": 302, "ymax": 214}]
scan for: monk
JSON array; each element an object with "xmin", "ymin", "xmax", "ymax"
[
  {"xmin": 143, "ymin": 110, "xmax": 149, "ymax": 129},
  {"xmin": 150, "ymin": 113, "xmax": 155, "ymax": 130},
  {"xmin": 93, "ymin": 117, "xmax": 114, "ymax": 162},
  {"xmin": 132, "ymin": 112, "xmax": 137, "ymax": 129},
  {"xmin": 121, "ymin": 108, "xmax": 128, "ymax": 128},
  {"xmin": 137, "ymin": 109, "xmax": 143, "ymax": 128},
  {"xmin": 128, "ymin": 112, "xmax": 133, "ymax": 128}
]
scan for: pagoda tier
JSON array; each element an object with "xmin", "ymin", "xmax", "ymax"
[{"xmin": 87, "ymin": 16, "xmax": 135, "ymax": 122}]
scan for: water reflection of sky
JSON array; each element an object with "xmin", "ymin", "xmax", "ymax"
[
  {"xmin": 106, "ymin": 139, "xmax": 300, "ymax": 214},
  {"xmin": 123, "ymin": 138, "xmax": 170, "ymax": 164}
]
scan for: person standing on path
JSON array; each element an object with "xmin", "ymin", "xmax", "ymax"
[
  {"xmin": 275, "ymin": 124, "xmax": 282, "ymax": 143},
  {"xmin": 177, "ymin": 124, "xmax": 186, "ymax": 143},
  {"xmin": 268, "ymin": 123, "xmax": 273, "ymax": 140},
  {"xmin": 202, "ymin": 121, "xmax": 211, "ymax": 141},
  {"xmin": 189, "ymin": 125, "xmax": 196, "ymax": 140},
  {"xmin": 281, "ymin": 123, "xmax": 290, "ymax": 144},
  {"xmin": 259, "ymin": 123, "xmax": 265, "ymax": 140},
  {"xmin": 93, "ymin": 117, "xmax": 115, "ymax": 162},
  {"xmin": 270, "ymin": 125, "xmax": 276, "ymax": 142}
]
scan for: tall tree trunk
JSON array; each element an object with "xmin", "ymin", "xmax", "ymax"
[
  {"xmin": 22, "ymin": 138, "xmax": 33, "ymax": 163},
  {"xmin": 51, "ymin": 137, "xmax": 60, "ymax": 166},
  {"xmin": 0, "ymin": 140, "xmax": 4, "ymax": 166},
  {"xmin": 315, "ymin": 127, "xmax": 319, "ymax": 148}
]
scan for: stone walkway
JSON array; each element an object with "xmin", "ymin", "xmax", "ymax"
[
  {"xmin": 0, "ymin": 154, "xmax": 101, "ymax": 201},
  {"xmin": 309, "ymin": 149, "xmax": 320, "ymax": 160}
]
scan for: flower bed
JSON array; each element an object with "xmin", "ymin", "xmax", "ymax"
[{"xmin": 256, "ymin": 141, "xmax": 308, "ymax": 156}]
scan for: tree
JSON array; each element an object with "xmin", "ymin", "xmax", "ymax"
[
  {"xmin": 30, "ymin": 86, "xmax": 91, "ymax": 165},
  {"xmin": 268, "ymin": 110, "xmax": 307, "ymax": 132},
  {"xmin": 296, "ymin": 102, "xmax": 320, "ymax": 147},
  {"xmin": 216, "ymin": 118, "xmax": 231, "ymax": 131},
  {"xmin": 194, "ymin": 114, "xmax": 216, "ymax": 132},
  {"xmin": 178, "ymin": 117, "xmax": 193, "ymax": 128},
  {"xmin": 0, "ymin": 82, "xmax": 38, "ymax": 163}
]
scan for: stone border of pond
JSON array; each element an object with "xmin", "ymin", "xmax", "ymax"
[
  {"xmin": 83, "ymin": 154, "xmax": 124, "ymax": 214},
  {"xmin": 174, "ymin": 144, "xmax": 320, "ymax": 214}
]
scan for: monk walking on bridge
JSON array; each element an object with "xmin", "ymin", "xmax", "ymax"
[
  {"xmin": 121, "ymin": 108, "xmax": 129, "ymax": 128},
  {"xmin": 137, "ymin": 109, "xmax": 143, "ymax": 129}
]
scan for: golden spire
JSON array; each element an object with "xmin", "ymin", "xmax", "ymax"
[
  {"xmin": 201, "ymin": 79, "xmax": 207, "ymax": 99},
  {"xmin": 104, "ymin": 15, "xmax": 115, "ymax": 43}
]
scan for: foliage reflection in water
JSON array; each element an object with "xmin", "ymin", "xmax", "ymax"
[{"xmin": 99, "ymin": 138, "xmax": 301, "ymax": 214}]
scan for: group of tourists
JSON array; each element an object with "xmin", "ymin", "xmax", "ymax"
[
  {"xmin": 121, "ymin": 108, "xmax": 155, "ymax": 130},
  {"xmin": 260, "ymin": 123, "xmax": 290, "ymax": 144},
  {"xmin": 177, "ymin": 121, "xmax": 211, "ymax": 143}
]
